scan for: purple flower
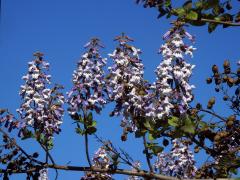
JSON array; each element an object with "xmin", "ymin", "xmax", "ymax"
[
  {"xmin": 17, "ymin": 52, "xmax": 64, "ymax": 139},
  {"xmin": 155, "ymin": 139, "xmax": 197, "ymax": 178},
  {"xmin": 150, "ymin": 27, "xmax": 196, "ymax": 120},
  {"xmin": 81, "ymin": 146, "xmax": 112, "ymax": 179},
  {"xmin": 67, "ymin": 39, "xmax": 107, "ymax": 116},
  {"xmin": 106, "ymin": 35, "xmax": 151, "ymax": 132}
]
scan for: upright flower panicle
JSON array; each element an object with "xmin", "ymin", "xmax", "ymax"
[
  {"xmin": 154, "ymin": 139, "xmax": 197, "ymax": 178},
  {"xmin": 67, "ymin": 38, "xmax": 107, "ymax": 116},
  {"xmin": 151, "ymin": 23, "xmax": 196, "ymax": 119},
  {"xmin": 17, "ymin": 52, "xmax": 64, "ymax": 139},
  {"xmin": 106, "ymin": 33, "xmax": 149, "ymax": 133}
]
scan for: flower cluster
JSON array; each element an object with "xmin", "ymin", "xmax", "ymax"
[
  {"xmin": 154, "ymin": 139, "xmax": 197, "ymax": 178},
  {"xmin": 67, "ymin": 38, "xmax": 107, "ymax": 116},
  {"xmin": 17, "ymin": 52, "xmax": 64, "ymax": 139},
  {"xmin": 107, "ymin": 34, "xmax": 148, "ymax": 132},
  {"xmin": 151, "ymin": 26, "xmax": 196, "ymax": 119},
  {"xmin": 81, "ymin": 147, "xmax": 112, "ymax": 179}
]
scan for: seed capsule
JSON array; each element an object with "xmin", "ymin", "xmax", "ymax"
[
  {"xmin": 212, "ymin": 65, "xmax": 218, "ymax": 73},
  {"xmin": 223, "ymin": 60, "xmax": 230, "ymax": 68},
  {"xmin": 206, "ymin": 78, "xmax": 212, "ymax": 84}
]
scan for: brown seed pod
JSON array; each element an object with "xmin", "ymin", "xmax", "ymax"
[
  {"xmin": 227, "ymin": 115, "xmax": 236, "ymax": 122},
  {"xmin": 214, "ymin": 134, "xmax": 221, "ymax": 142},
  {"xmin": 223, "ymin": 60, "xmax": 230, "ymax": 68},
  {"xmin": 206, "ymin": 78, "xmax": 212, "ymax": 84},
  {"xmin": 208, "ymin": 97, "xmax": 216, "ymax": 105},
  {"xmin": 194, "ymin": 146, "xmax": 200, "ymax": 153},
  {"xmin": 121, "ymin": 134, "xmax": 127, "ymax": 141},
  {"xmin": 227, "ymin": 78, "xmax": 234, "ymax": 87},
  {"xmin": 226, "ymin": 120, "xmax": 234, "ymax": 127},
  {"xmin": 212, "ymin": 65, "xmax": 219, "ymax": 73},
  {"xmin": 223, "ymin": 96, "xmax": 228, "ymax": 101}
]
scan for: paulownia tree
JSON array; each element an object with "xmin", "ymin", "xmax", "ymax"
[{"xmin": 0, "ymin": 3, "xmax": 239, "ymax": 180}]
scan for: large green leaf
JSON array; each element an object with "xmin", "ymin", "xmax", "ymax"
[
  {"xmin": 183, "ymin": 0, "xmax": 192, "ymax": 11},
  {"xmin": 181, "ymin": 117, "xmax": 195, "ymax": 134},
  {"xmin": 168, "ymin": 116, "xmax": 179, "ymax": 127},
  {"xmin": 186, "ymin": 10, "xmax": 198, "ymax": 20},
  {"xmin": 174, "ymin": 8, "xmax": 186, "ymax": 17}
]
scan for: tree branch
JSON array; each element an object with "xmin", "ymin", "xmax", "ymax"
[
  {"xmin": 0, "ymin": 164, "xmax": 177, "ymax": 180},
  {"xmin": 200, "ymin": 18, "xmax": 240, "ymax": 26}
]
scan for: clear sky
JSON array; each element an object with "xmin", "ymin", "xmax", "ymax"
[{"xmin": 0, "ymin": 0, "xmax": 240, "ymax": 179}]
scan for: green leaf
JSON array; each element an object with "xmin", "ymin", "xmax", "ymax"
[
  {"xmin": 168, "ymin": 116, "xmax": 179, "ymax": 127},
  {"xmin": 91, "ymin": 120, "xmax": 97, "ymax": 127},
  {"xmin": 22, "ymin": 129, "xmax": 34, "ymax": 140},
  {"xmin": 186, "ymin": 10, "xmax": 198, "ymax": 20},
  {"xmin": 148, "ymin": 133, "xmax": 155, "ymax": 141},
  {"xmin": 151, "ymin": 145, "xmax": 164, "ymax": 155},
  {"xmin": 87, "ymin": 112, "xmax": 93, "ymax": 121},
  {"xmin": 76, "ymin": 127, "xmax": 84, "ymax": 135},
  {"xmin": 203, "ymin": 0, "xmax": 219, "ymax": 10},
  {"xmin": 47, "ymin": 139, "xmax": 54, "ymax": 150},
  {"xmin": 164, "ymin": 0, "xmax": 171, "ymax": 7},
  {"xmin": 195, "ymin": 1, "xmax": 203, "ymax": 9},
  {"xmin": 135, "ymin": 129, "xmax": 146, "ymax": 138},
  {"xmin": 189, "ymin": 20, "xmax": 206, "ymax": 26},
  {"xmin": 174, "ymin": 8, "xmax": 186, "ymax": 17},
  {"xmin": 181, "ymin": 118, "xmax": 195, "ymax": 134},
  {"xmin": 183, "ymin": 0, "xmax": 192, "ymax": 11},
  {"xmin": 87, "ymin": 127, "xmax": 97, "ymax": 135},
  {"xmin": 208, "ymin": 22, "xmax": 218, "ymax": 33},
  {"xmin": 143, "ymin": 120, "xmax": 153, "ymax": 130},
  {"xmin": 212, "ymin": 5, "xmax": 222, "ymax": 16}
]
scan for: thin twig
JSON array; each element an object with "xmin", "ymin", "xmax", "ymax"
[
  {"xmin": 143, "ymin": 134, "xmax": 153, "ymax": 172},
  {"xmin": 199, "ymin": 109, "xmax": 227, "ymax": 122}
]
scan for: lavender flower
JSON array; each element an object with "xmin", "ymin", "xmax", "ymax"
[
  {"xmin": 107, "ymin": 34, "xmax": 149, "ymax": 132},
  {"xmin": 154, "ymin": 139, "xmax": 197, "ymax": 178},
  {"xmin": 38, "ymin": 168, "xmax": 48, "ymax": 180},
  {"xmin": 81, "ymin": 147, "xmax": 112, "ymax": 179},
  {"xmin": 67, "ymin": 38, "xmax": 107, "ymax": 116},
  {"xmin": 17, "ymin": 52, "xmax": 64, "ymax": 139},
  {"xmin": 151, "ymin": 27, "xmax": 196, "ymax": 119}
]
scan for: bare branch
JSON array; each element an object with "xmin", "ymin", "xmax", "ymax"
[{"xmin": 0, "ymin": 164, "xmax": 178, "ymax": 180}]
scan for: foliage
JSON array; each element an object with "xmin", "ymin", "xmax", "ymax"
[{"xmin": 136, "ymin": 0, "xmax": 240, "ymax": 32}]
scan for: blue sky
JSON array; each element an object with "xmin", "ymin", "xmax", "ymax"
[{"xmin": 0, "ymin": 0, "xmax": 240, "ymax": 179}]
